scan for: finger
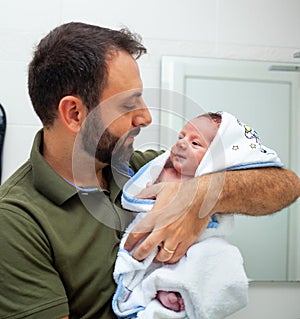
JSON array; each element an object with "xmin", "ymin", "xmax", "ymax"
[
  {"xmin": 124, "ymin": 213, "xmax": 156, "ymax": 252},
  {"xmin": 163, "ymin": 216, "xmax": 211, "ymax": 264},
  {"xmin": 135, "ymin": 183, "xmax": 164, "ymax": 199},
  {"xmin": 163, "ymin": 241, "xmax": 189, "ymax": 264},
  {"xmin": 124, "ymin": 230, "xmax": 149, "ymax": 253},
  {"xmin": 124, "ymin": 203, "xmax": 179, "ymax": 253},
  {"xmin": 155, "ymin": 243, "xmax": 177, "ymax": 263},
  {"xmin": 131, "ymin": 229, "xmax": 163, "ymax": 261}
]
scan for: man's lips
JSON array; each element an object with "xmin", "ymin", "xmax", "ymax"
[
  {"xmin": 124, "ymin": 127, "xmax": 141, "ymax": 143},
  {"xmin": 126, "ymin": 135, "xmax": 135, "ymax": 143},
  {"xmin": 128, "ymin": 127, "xmax": 141, "ymax": 138}
]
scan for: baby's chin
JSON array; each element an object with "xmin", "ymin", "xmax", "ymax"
[{"xmin": 174, "ymin": 165, "xmax": 196, "ymax": 179}]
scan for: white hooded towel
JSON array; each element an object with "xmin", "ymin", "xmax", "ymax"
[{"xmin": 112, "ymin": 112, "xmax": 283, "ymax": 319}]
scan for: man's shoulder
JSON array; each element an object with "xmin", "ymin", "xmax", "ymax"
[
  {"xmin": 130, "ymin": 149, "xmax": 164, "ymax": 173},
  {"xmin": 0, "ymin": 160, "xmax": 39, "ymax": 223},
  {"xmin": 0, "ymin": 160, "xmax": 33, "ymax": 199}
]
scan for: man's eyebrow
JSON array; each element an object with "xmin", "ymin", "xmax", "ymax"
[
  {"xmin": 123, "ymin": 90, "xmax": 142, "ymax": 101},
  {"xmin": 130, "ymin": 90, "xmax": 142, "ymax": 98},
  {"xmin": 116, "ymin": 89, "xmax": 142, "ymax": 105}
]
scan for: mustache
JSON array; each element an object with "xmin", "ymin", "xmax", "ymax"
[
  {"xmin": 127, "ymin": 126, "xmax": 141, "ymax": 138},
  {"xmin": 113, "ymin": 127, "xmax": 141, "ymax": 148}
]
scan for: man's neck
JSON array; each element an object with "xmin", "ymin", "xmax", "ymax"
[{"xmin": 42, "ymin": 128, "xmax": 109, "ymax": 189}]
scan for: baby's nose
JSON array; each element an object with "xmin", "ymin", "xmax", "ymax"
[{"xmin": 177, "ymin": 139, "xmax": 187, "ymax": 149}]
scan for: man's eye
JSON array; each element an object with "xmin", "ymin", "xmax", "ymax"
[{"xmin": 124, "ymin": 105, "xmax": 136, "ymax": 110}]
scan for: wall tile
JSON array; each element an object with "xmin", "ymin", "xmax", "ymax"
[
  {"xmin": 0, "ymin": 0, "xmax": 61, "ymax": 32},
  {"xmin": 218, "ymin": 0, "xmax": 300, "ymax": 48},
  {"xmin": 0, "ymin": 1, "xmax": 63, "ymax": 63},
  {"xmin": 1, "ymin": 124, "xmax": 41, "ymax": 183},
  {"xmin": 0, "ymin": 62, "xmax": 41, "ymax": 126},
  {"xmin": 61, "ymin": 0, "xmax": 217, "ymax": 42},
  {"xmin": 227, "ymin": 282, "xmax": 300, "ymax": 319}
]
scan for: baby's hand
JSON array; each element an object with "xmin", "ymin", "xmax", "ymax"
[
  {"xmin": 146, "ymin": 181, "xmax": 153, "ymax": 188},
  {"xmin": 138, "ymin": 182, "xmax": 156, "ymax": 199}
]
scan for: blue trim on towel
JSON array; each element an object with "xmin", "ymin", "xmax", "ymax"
[
  {"xmin": 122, "ymin": 160, "xmax": 156, "ymax": 206},
  {"xmin": 227, "ymin": 161, "xmax": 283, "ymax": 170},
  {"xmin": 112, "ymin": 274, "xmax": 145, "ymax": 318},
  {"xmin": 122, "ymin": 191, "xmax": 155, "ymax": 206},
  {"xmin": 207, "ymin": 214, "xmax": 219, "ymax": 228}
]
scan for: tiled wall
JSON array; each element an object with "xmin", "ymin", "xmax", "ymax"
[{"xmin": 0, "ymin": 1, "xmax": 299, "ymax": 317}]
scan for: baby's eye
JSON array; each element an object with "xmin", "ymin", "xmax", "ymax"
[{"xmin": 192, "ymin": 141, "xmax": 201, "ymax": 146}]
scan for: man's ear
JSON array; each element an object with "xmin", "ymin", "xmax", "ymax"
[{"xmin": 58, "ymin": 96, "xmax": 87, "ymax": 133}]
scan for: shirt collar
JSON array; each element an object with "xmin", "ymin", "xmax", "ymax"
[{"xmin": 31, "ymin": 130, "xmax": 78, "ymax": 205}]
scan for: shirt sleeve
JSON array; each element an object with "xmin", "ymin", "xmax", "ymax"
[{"xmin": 0, "ymin": 207, "xmax": 69, "ymax": 319}]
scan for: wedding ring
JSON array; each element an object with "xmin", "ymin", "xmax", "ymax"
[{"xmin": 162, "ymin": 245, "xmax": 175, "ymax": 254}]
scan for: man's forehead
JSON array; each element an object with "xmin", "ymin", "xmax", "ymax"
[
  {"xmin": 101, "ymin": 51, "xmax": 143, "ymax": 101},
  {"xmin": 100, "ymin": 88, "xmax": 143, "ymax": 106}
]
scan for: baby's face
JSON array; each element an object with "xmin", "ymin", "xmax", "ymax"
[{"xmin": 170, "ymin": 117, "xmax": 218, "ymax": 176}]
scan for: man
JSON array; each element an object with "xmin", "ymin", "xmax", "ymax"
[{"xmin": 0, "ymin": 22, "xmax": 299, "ymax": 319}]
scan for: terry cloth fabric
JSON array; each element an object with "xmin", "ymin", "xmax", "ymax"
[{"xmin": 113, "ymin": 111, "xmax": 283, "ymax": 319}]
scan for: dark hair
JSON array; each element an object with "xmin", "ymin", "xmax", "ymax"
[{"xmin": 28, "ymin": 22, "xmax": 146, "ymax": 128}]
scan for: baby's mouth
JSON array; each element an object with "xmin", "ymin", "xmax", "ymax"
[{"xmin": 172, "ymin": 152, "xmax": 186, "ymax": 160}]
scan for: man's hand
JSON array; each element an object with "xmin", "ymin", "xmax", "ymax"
[{"xmin": 124, "ymin": 178, "xmax": 213, "ymax": 263}]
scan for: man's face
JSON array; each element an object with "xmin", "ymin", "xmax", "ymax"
[{"xmin": 82, "ymin": 51, "xmax": 152, "ymax": 166}]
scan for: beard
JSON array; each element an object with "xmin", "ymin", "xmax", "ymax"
[
  {"xmin": 95, "ymin": 128, "xmax": 136, "ymax": 166},
  {"xmin": 81, "ymin": 114, "xmax": 140, "ymax": 166}
]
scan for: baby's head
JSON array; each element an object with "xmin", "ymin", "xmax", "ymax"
[{"xmin": 170, "ymin": 112, "xmax": 221, "ymax": 177}]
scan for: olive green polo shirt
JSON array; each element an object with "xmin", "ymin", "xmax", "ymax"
[{"xmin": 0, "ymin": 130, "xmax": 161, "ymax": 319}]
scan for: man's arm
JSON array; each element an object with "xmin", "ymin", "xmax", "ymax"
[
  {"xmin": 211, "ymin": 167, "xmax": 300, "ymax": 216},
  {"xmin": 124, "ymin": 167, "xmax": 300, "ymax": 263}
]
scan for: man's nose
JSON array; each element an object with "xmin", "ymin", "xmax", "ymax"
[{"xmin": 133, "ymin": 103, "xmax": 152, "ymax": 127}]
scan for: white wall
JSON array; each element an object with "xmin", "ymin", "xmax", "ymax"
[{"xmin": 0, "ymin": 0, "xmax": 299, "ymax": 318}]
